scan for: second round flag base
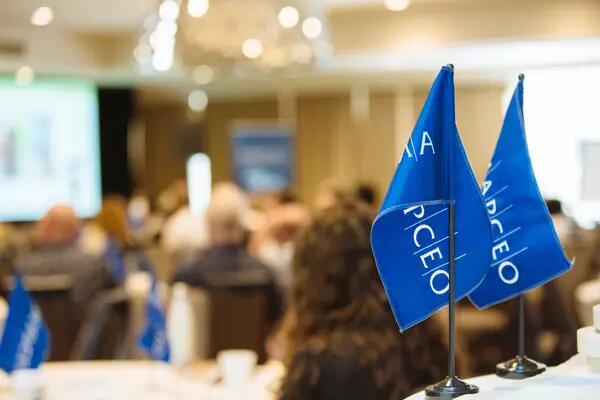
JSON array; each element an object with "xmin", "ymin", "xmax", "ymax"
[
  {"xmin": 425, "ymin": 376, "xmax": 479, "ymax": 399},
  {"xmin": 496, "ymin": 355, "xmax": 546, "ymax": 379}
]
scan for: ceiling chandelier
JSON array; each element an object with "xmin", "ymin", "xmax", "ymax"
[{"xmin": 134, "ymin": 0, "xmax": 331, "ymax": 77}]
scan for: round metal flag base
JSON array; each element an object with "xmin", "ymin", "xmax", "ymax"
[
  {"xmin": 496, "ymin": 355, "xmax": 546, "ymax": 380},
  {"xmin": 425, "ymin": 376, "xmax": 479, "ymax": 399}
]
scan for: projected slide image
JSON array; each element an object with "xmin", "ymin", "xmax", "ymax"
[
  {"xmin": 0, "ymin": 79, "xmax": 101, "ymax": 221},
  {"xmin": 0, "ymin": 115, "xmax": 53, "ymax": 178}
]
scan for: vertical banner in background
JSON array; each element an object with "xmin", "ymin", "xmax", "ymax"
[{"xmin": 230, "ymin": 123, "xmax": 294, "ymax": 194}]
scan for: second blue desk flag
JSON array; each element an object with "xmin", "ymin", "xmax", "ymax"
[
  {"xmin": 139, "ymin": 276, "xmax": 171, "ymax": 362},
  {"xmin": 371, "ymin": 66, "xmax": 493, "ymax": 331},
  {"xmin": 469, "ymin": 78, "xmax": 571, "ymax": 308}
]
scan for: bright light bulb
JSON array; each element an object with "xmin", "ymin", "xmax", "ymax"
[
  {"xmin": 156, "ymin": 20, "xmax": 178, "ymax": 37},
  {"xmin": 152, "ymin": 49, "xmax": 174, "ymax": 71},
  {"xmin": 30, "ymin": 6, "xmax": 54, "ymax": 26},
  {"xmin": 302, "ymin": 17, "xmax": 322, "ymax": 39},
  {"xmin": 188, "ymin": 0, "xmax": 209, "ymax": 18},
  {"xmin": 242, "ymin": 38, "xmax": 263, "ymax": 59},
  {"xmin": 278, "ymin": 6, "xmax": 299, "ymax": 29},
  {"xmin": 15, "ymin": 66, "xmax": 34, "ymax": 86},
  {"xmin": 188, "ymin": 90, "xmax": 208, "ymax": 112},
  {"xmin": 159, "ymin": 0, "xmax": 180, "ymax": 21},
  {"xmin": 384, "ymin": 0, "xmax": 410, "ymax": 11},
  {"xmin": 192, "ymin": 64, "xmax": 214, "ymax": 85}
]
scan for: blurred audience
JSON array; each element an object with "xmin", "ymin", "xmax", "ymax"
[
  {"xmin": 546, "ymin": 199, "xmax": 577, "ymax": 245},
  {"xmin": 15, "ymin": 205, "xmax": 112, "ymax": 309},
  {"xmin": 251, "ymin": 190, "xmax": 309, "ymax": 297},
  {"xmin": 79, "ymin": 195, "xmax": 133, "ymax": 256},
  {"xmin": 173, "ymin": 182, "xmax": 270, "ymax": 287},
  {"xmin": 161, "ymin": 179, "xmax": 208, "ymax": 265},
  {"xmin": 127, "ymin": 191, "xmax": 164, "ymax": 246},
  {"xmin": 279, "ymin": 201, "xmax": 447, "ymax": 400},
  {"xmin": 354, "ymin": 182, "xmax": 379, "ymax": 208},
  {"xmin": 312, "ymin": 180, "xmax": 352, "ymax": 212}
]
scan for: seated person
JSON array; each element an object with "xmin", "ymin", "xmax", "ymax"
[
  {"xmin": 173, "ymin": 183, "xmax": 271, "ymax": 287},
  {"xmin": 15, "ymin": 205, "xmax": 112, "ymax": 311},
  {"xmin": 279, "ymin": 201, "xmax": 447, "ymax": 400}
]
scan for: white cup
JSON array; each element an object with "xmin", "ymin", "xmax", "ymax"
[
  {"xmin": 11, "ymin": 369, "xmax": 43, "ymax": 400},
  {"xmin": 217, "ymin": 349, "xmax": 257, "ymax": 388}
]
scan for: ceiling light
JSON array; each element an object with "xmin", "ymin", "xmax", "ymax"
[
  {"xmin": 188, "ymin": 90, "xmax": 208, "ymax": 112},
  {"xmin": 384, "ymin": 0, "xmax": 410, "ymax": 11},
  {"xmin": 30, "ymin": 6, "xmax": 54, "ymax": 26},
  {"xmin": 278, "ymin": 6, "xmax": 299, "ymax": 29},
  {"xmin": 152, "ymin": 49, "xmax": 174, "ymax": 71},
  {"xmin": 188, "ymin": 0, "xmax": 209, "ymax": 18},
  {"xmin": 149, "ymin": 31, "xmax": 175, "ymax": 49},
  {"xmin": 156, "ymin": 20, "xmax": 178, "ymax": 37},
  {"xmin": 302, "ymin": 17, "xmax": 322, "ymax": 39},
  {"xmin": 242, "ymin": 38, "xmax": 263, "ymax": 59},
  {"xmin": 15, "ymin": 66, "xmax": 34, "ymax": 85},
  {"xmin": 159, "ymin": 0, "xmax": 180, "ymax": 21},
  {"xmin": 192, "ymin": 64, "xmax": 214, "ymax": 85},
  {"xmin": 133, "ymin": 43, "xmax": 153, "ymax": 62}
]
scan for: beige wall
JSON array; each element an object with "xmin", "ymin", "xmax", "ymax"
[
  {"xmin": 137, "ymin": 103, "xmax": 188, "ymax": 197},
  {"xmin": 295, "ymin": 93, "xmax": 398, "ymax": 202},
  {"xmin": 412, "ymin": 85, "xmax": 505, "ymax": 182},
  {"xmin": 138, "ymin": 84, "xmax": 505, "ymax": 202}
]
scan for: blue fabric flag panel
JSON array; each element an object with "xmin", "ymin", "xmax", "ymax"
[
  {"xmin": 469, "ymin": 78, "xmax": 571, "ymax": 309},
  {"xmin": 138, "ymin": 277, "xmax": 170, "ymax": 362},
  {"xmin": 371, "ymin": 66, "xmax": 493, "ymax": 332},
  {"xmin": 0, "ymin": 274, "xmax": 50, "ymax": 373}
]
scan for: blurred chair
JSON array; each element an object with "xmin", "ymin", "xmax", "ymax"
[
  {"xmin": 201, "ymin": 268, "xmax": 277, "ymax": 363},
  {"xmin": 187, "ymin": 287, "xmax": 211, "ymax": 360},
  {"xmin": 554, "ymin": 227, "xmax": 600, "ymax": 326},
  {"xmin": 2, "ymin": 274, "xmax": 79, "ymax": 361},
  {"xmin": 71, "ymin": 288, "xmax": 132, "ymax": 360}
]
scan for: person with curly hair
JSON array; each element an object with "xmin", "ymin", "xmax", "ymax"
[{"xmin": 279, "ymin": 200, "xmax": 448, "ymax": 400}]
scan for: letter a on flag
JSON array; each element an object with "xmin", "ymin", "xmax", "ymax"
[
  {"xmin": 371, "ymin": 66, "xmax": 493, "ymax": 331},
  {"xmin": 469, "ymin": 77, "xmax": 571, "ymax": 309},
  {"xmin": 0, "ymin": 273, "xmax": 50, "ymax": 373}
]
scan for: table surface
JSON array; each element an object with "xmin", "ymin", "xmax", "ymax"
[
  {"xmin": 0, "ymin": 359, "xmax": 284, "ymax": 400},
  {"xmin": 2, "ymin": 355, "xmax": 598, "ymax": 399},
  {"xmin": 405, "ymin": 354, "xmax": 600, "ymax": 400}
]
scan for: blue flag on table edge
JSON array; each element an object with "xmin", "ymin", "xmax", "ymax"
[
  {"xmin": 138, "ymin": 276, "xmax": 170, "ymax": 362},
  {"xmin": 371, "ymin": 66, "xmax": 493, "ymax": 332},
  {"xmin": 105, "ymin": 239, "xmax": 126, "ymax": 284},
  {"xmin": 0, "ymin": 273, "xmax": 50, "ymax": 374},
  {"xmin": 469, "ymin": 77, "xmax": 572, "ymax": 309}
]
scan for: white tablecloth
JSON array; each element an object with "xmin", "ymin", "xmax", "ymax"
[
  {"xmin": 0, "ymin": 360, "xmax": 284, "ymax": 400},
  {"xmin": 406, "ymin": 354, "xmax": 600, "ymax": 399}
]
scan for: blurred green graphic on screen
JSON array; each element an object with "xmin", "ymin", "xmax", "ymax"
[{"xmin": 0, "ymin": 78, "xmax": 101, "ymax": 221}]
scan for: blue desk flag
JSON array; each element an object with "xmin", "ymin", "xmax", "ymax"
[
  {"xmin": 469, "ymin": 78, "xmax": 571, "ymax": 309},
  {"xmin": 138, "ymin": 277, "xmax": 170, "ymax": 362},
  {"xmin": 371, "ymin": 66, "xmax": 493, "ymax": 331},
  {"xmin": 0, "ymin": 274, "xmax": 50, "ymax": 373},
  {"xmin": 105, "ymin": 239, "xmax": 126, "ymax": 283}
]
